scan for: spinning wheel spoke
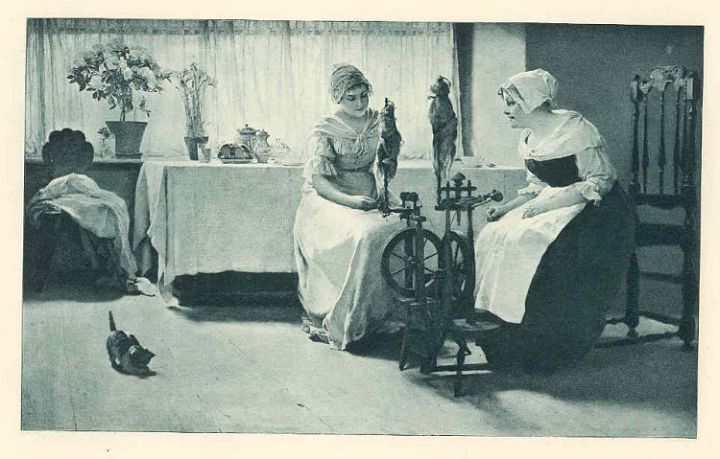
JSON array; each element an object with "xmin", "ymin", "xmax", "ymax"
[
  {"xmin": 390, "ymin": 252, "xmax": 410, "ymax": 262},
  {"xmin": 390, "ymin": 266, "xmax": 408, "ymax": 277}
]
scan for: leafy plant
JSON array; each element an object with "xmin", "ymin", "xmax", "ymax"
[
  {"xmin": 68, "ymin": 39, "xmax": 170, "ymax": 121},
  {"xmin": 170, "ymin": 63, "xmax": 216, "ymax": 138}
]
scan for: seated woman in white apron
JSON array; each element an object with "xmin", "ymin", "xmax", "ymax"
[{"xmin": 474, "ymin": 69, "xmax": 635, "ymax": 373}]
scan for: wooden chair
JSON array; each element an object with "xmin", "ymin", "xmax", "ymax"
[
  {"xmin": 25, "ymin": 128, "xmax": 94, "ymax": 291},
  {"xmin": 601, "ymin": 67, "xmax": 700, "ymax": 349}
]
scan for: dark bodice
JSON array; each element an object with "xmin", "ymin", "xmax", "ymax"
[{"xmin": 525, "ymin": 155, "xmax": 580, "ymax": 187}]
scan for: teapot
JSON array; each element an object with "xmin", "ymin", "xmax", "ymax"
[{"xmin": 236, "ymin": 124, "xmax": 258, "ymax": 154}]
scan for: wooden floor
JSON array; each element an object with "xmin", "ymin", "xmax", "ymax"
[{"xmin": 21, "ymin": 278, "xmax": 697, "ymax": 437}]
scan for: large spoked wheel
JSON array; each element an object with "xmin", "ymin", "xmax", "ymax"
[
  {"xmin": 439, "ymin": 230, "xmax": 476, "ymax": 316},
  {"xmin": 381, "ymin": 228, "xmax": 443, "ymax": 298}
]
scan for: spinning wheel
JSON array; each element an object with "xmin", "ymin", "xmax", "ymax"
[
  {"xmin": 381, "ymin": 228, "xmax": 442, "ymax": 298},
  {"xmin": 380, "ymin": 227, "xmax": 475, "ymax": 303},
  {"xmin": 378, "ymin": 174, "xmax": 505, "ymax": 396}
]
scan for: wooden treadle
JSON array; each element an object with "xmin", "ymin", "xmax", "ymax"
[{"xmin": 451, "ymin": 319, "xmax": 501, "ymax": 334}]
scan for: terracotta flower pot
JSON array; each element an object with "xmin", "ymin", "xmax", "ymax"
[{"xmin": 106, "ymin": 121, "xmax": 147, "ymax": 158}]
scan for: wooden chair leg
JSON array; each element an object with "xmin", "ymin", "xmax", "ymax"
[
  {"xmin": 678, "ymin": 316, "xmax": 696, "ymax": 351},
  {"xmin": 679, "ymin": 244, "xmax": 698, "ymax": 350},
  {"xmin": 624, "ymin": 252, "xmax": 640, "ymax": 338},
  {"xmin": 29, "ymin": 242, "xmax": 55, "ymax": 292},
  {"xmin": 601, "ymin": 247, "xmax": 698, "ymax": 350},
  {"xmin": 29, "ymin": 215, "xmax": 63, "ymax": 292}
]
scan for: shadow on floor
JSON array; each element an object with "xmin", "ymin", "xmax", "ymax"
[
  {"xmin": 345, "ymin": 331, "xmax": 406, "ymax": 361},
  {"xmin": 168, "ymin": 297, "xmax": 304, "ymax": 325},
  {"xmin": 23, "ymin": 273, "xmax": 127, "ymax": 303},
  {"xmin": 406, "ymin": 334, "xmax": 697, "ymax": 422}
]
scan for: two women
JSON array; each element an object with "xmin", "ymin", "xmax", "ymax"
[{"xmin": 295, "ymin": 66, "xmax": 634, "ymax": 374}]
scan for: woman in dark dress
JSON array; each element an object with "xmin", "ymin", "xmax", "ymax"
[{"xmin": 473, "ymin": 69, "xmax": 635, "ymax": 373}]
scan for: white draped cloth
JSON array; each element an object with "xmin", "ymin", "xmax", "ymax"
[
  {"xmin": 473, "ymin": 110, "xmax": 617, "ymax": 323},
  {"xmin": 28, "ymin": 173, "xmax": 139, "ymax": 277}
]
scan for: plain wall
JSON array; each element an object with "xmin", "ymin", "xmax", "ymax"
[
  {"xmin": 525, "ymin": 24, "xmax": 704, "ymax": 187},
  {"xmin": 457, "ymin": 23, "xmax": 527, "ymax": 167}
]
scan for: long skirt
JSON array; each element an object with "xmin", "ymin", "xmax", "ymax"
[
  {"xmin": 293, "ymin": 191, "xmax": 405, "ymax": 350},
  {"xmin": 475, "ymin": 183, "xmax": 635, "ymax": 372}
]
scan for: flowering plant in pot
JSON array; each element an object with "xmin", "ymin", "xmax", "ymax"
[
  {"xmin": 170, "ymin": 63, "xmax": 216, "ymax": 160},
  {"xmin": 67, "ymin": 39, "xmax": 170, "ymax": 157}
]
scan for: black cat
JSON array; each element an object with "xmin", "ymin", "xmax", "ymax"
[{"xmin": 106, "ymin": 311, "xmax": 155, "ymax": 376}]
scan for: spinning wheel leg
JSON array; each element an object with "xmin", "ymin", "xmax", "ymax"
[
  {"xmin": 399, "ymin": 328, "xmax": 410, "ymax": 370},
  {"xmin": 454, "ymin": 338, "xmax": 469, "ymax": 397}
]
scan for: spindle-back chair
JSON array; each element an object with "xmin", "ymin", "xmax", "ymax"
[{"xmin": 602, "ymin": 66, "xmax": 700, "ymax": 349}]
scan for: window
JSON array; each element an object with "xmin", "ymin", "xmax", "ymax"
[{"xmin": 26, "ymin": 19, "xmax": 458, "ymax": 159}]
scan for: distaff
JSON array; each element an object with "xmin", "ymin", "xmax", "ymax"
[{"xmin": 376, "ymin": 97, "xmax": 402, "ymax": 216}]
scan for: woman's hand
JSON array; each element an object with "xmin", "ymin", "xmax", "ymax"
[
  {"xmin": 348, "ymin": 195, "xmax": 378, "ymax": 211},
  {"xmin": 485, "ymin": 193, "xmax": 536, "ymax": 222},
  {"xmin": 521, "ymin": 201, "xmax": 552, "ymax": 219},
  {"xmin": 313, "ymin": 174, "xmax": 378, "ymax": 210},
  {"xmin": 486, "ymin": 205, "xmax": 508, "ymax": 222}
]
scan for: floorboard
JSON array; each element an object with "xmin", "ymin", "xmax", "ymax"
[{"xmin": 21, "ymin": 279, "xmax": 697, "ymax": 437}]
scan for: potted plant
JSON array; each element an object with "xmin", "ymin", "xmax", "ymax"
[
  {"xmin": 170, "ymin": 63, "xmax": 216, "ymax": 160},
  {"xmin": 68, "ymin": 39, "xmax": 170, "ymax": 157}
]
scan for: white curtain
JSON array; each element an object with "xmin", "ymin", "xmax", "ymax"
[{"xmin": 26, "ymin": 19, "xmax": 458, "ymax": 159}]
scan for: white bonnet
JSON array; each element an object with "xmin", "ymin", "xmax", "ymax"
[{"xmin": 501, "ymin": 69, "xmax": 558, "ymax": 113}]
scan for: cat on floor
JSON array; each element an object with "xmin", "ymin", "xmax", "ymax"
[{"xmin": 106, "ymin": 311, "xmax": 155, "ymax": 376}]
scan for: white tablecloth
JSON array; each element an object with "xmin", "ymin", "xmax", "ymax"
[{"xmin": 132, "ymin": 159, "xmax": 524, "ymax": 304}]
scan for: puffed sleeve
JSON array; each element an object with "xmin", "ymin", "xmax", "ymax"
[
  {"xmin": 572, "ymin": 146, "xmax": 617, "ymax": 203},
  {"xmin": 304, "ymin": 135, "xmax": 337, "ymax": 178},
  {"xmin": 517, "ymin": 169, "xmax": 548, "ymax": 196}
]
